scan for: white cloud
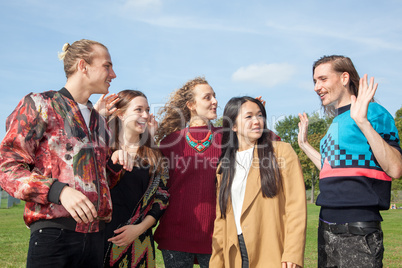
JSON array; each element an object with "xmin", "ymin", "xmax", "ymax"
[{"xmin": 231, "ymin": 63, "xmax": 297, "ymax": 88}]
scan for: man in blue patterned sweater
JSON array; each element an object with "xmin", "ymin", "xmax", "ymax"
[{"xmin": 298, "ymin": 55, "xmax": 402, "ymax": 267}]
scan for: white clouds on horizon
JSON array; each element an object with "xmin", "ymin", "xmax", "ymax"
[{"xmin": 231, "ymin": 63, "xmax": 297, "ymax": 88}]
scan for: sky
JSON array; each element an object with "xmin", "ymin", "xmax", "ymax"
[{"xmin": 1, "ymin": 0, "xmax": 402, "ymax": 139}]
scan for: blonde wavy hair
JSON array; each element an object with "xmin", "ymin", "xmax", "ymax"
[
  {"xmin": 58, "ymin": 39, "xmax": 108, "ymax": 78},
  {"xmin": 155, "ymin": 77, "xmax": 209, "ymax": 143}
]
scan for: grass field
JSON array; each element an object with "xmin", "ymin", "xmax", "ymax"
[{"xmin": 0, "ymin": 202, "xmax": 401, "ymax": 267}]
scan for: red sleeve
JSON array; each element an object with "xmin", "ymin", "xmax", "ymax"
[{"xmin": 0, "ymin": 94, "xmax": 55, "ymax": 204}]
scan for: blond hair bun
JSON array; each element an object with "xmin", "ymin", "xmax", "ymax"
[
  {"xmin": 58, "ymin": 42, "xmax": 71, "ymax": 60},
  {"xmin": 62, "ymin": 43, "xmax": 70, "ymax": 52}
]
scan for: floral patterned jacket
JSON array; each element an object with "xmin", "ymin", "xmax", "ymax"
[{"xmin": 0, "ymin": 88, "xmax": 112, "ymax": 233}]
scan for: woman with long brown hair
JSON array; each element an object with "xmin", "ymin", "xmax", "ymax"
[{"xmin": 100, "ymin": 90, "xmax": 170, "ymax": 268}]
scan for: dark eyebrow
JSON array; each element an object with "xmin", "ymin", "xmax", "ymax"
[
  {"xmin": 313, "ymin": 75, "xmax": 326, "ymax": 83},
  {"xmin": 134, "ymin": 105, "xmax": 150, "ymax": 109},
  {"xmin": 244, "ymin": 110, "xmax": 262, "ymax": 115}
]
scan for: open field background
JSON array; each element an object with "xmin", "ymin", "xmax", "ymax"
[{"xmin": 0, "ymin": 202, "xmax": 401, "ymax": 267}]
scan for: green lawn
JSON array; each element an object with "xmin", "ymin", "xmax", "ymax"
[{"xmin": 1, "ymin": 202, "xmax": 401, "ymax": 267}]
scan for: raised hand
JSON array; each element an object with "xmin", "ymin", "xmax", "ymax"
[
  {"xmin": 350, "ymin": 74, "xmax": 378, "ymax": 126},
  {"xmin": 255, "ymin": 96, "xmax": 266, "ymax": 106},
  {"xmin": 297, "ymin": 112, "xmax": 322, "ymax": 170},
  {"xmin": 298, "ymin": 112, "xmax": 309, "ymax": 149},
  {"xmin": 147, "ymin": 113, "xmax": 158, "ymax": 137},
  {"xmin": 348, "ymin": 74, "xmax": 402, "ymax": 178},
  {"xmin": 94, "ymin": 93, "xmax": 119, "ymax": 117}
]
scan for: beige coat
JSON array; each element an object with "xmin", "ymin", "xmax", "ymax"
[{"xmin": 210, "ymin": 141, "xmax": 307, "ymax": 267}]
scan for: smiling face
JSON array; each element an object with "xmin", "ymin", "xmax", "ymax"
[
  {"xmin": 86, "ymin": 45, "xmax": 117, "ymax": 95},
  {"xmin": 188, "ymin": 84, "xmax": 218, "ymax": 121},
  {"xmin": 233, "ymin": 101, "xmax": 264, "ymax": 148},
  {"xmin": 120, "ymin": 96, "xmax": 150, "ymax": 136},
  {"xmin": 313, "ymin": 62, "xmax": 351, "ymax": 109}
]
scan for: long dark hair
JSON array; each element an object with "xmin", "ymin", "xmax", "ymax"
[
  {"xmin": 217, "ymin": 96, "xmax": 282, "ymax": 218},
  {"xmin": 108, "ymin": 90, "xmax": 163, "ymax": 175}
]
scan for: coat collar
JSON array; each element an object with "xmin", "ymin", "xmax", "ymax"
[
  {"xmin": 58, "ymin": 87, "xmax": 93, "ymax": 109},
  {"xmin": 241, "ymin": 145, "xmax": 261, "ymax": 217},
  {"xmin": 225, "ymin": 145, "xmax": 261, "ymax": 248}
]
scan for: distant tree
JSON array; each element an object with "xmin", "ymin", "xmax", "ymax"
[
  {"xmin": 212, "ymin": 117, "xmax": 223, "ymax": 127},
  {"xmin": 395, "ymin": 106, "xmax": 402, "ymax": 145},
  {"xmin": 393, "ymin": 106, "xmax": 402, "ymax": 191},
  {"xmin": 274, "ymin": 115, "xmax": 300, "ymax": 150},
  {"xmin": 396, "ymin": 106, "xmax": 402, "ymax": 118},
  {"xmin": 307, "ymin": 112, "xmax": 332, "ymax": 135}
]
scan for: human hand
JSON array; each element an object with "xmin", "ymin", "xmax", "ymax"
[
  {"xmin": 298, "ymin": 112, "xmax": 309, "ymax": 148},
  {"xmin": 94, "ymin": 93, "xmax": 119, "ymax": 117},
  {"xmin": 281, "ymin": 261, "xmax": 300, "ymax": 268},
  {"xmin": 59, "ymin": 186, "xmax": 97, "ymax": 224},
  {"xmin": 350, "ymin": 74, "xmax": 377, "ymax": 126},
  {"xmin": 108, "ymin": 224, "xmax": 144, "ymax": 247},
  {"xmin": 147, "ymin": 113, "xmax": 158, "ymax": 138},
  {"xmin": 255, "ymin": 96, "xmax": 266, "ymax": 106},
  {"xmin": 111, "ymin": 149, "xmax": 137, "ymax": 172}
]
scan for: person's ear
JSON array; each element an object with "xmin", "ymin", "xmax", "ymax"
[
  {"xmin": 117, "ymin": 110, "xmax": 124, "ymax": 120},
  {"xmin": 232, "ymin": 124, "xmax": 237, "ymax": 133},
  {"xmin": 186, "ymin": 101, "xmax": 195, "ymax": 113},
  {"xmin": 78, "ymin": 59, "xmax": 88, "ymax": 73},
  {"xmin": 341, "ymin": 72, "xmax": 350, "ymax": 87}
]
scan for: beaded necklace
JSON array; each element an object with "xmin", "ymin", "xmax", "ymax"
[{"xmin": 185, "ymin": 125, "xmax": 214, "ymax": 153}]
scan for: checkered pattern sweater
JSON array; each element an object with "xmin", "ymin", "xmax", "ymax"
[{"xmin": 317, "ymin": 103, "xmax": 402, "ymax": 223}]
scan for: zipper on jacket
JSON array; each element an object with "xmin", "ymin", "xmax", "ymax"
[
  {"xmin": 58, "ymin": 92, "xmax": 103, "ymax": 233},
  {"xmin": 77, "ymin": 105, "xmax": 102, "ymax": 232},
  {"xmin": 87, "ymin": 111, "xmax": 102, "ymax": 232}
]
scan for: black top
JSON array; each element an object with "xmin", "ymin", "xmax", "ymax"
[{"xmin": 105, "ymin": 165, "xmax": 150, "ymax": 243}]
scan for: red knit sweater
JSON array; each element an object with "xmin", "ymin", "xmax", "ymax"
[{"xmin": 154, "ymin": 125, "xmax": 222, "ymax": 254}]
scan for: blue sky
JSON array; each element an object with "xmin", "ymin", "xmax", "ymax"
[{"xmin": 1, "ymin": 0, "xmax": 402, "ymax": 139}]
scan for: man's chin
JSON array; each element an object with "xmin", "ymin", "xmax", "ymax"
[{"xmin": 96, "ymin": 89, "xmax": 109, "ymax": 95}]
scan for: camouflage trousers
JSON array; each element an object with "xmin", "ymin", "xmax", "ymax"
[{"xmin": 318, "ymin": 221, "xmax": 384, "ymax": 268}]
